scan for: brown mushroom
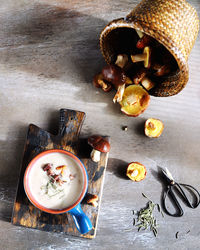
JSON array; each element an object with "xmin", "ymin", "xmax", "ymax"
[
  {"xmin": 136, "ymin": 34, "xmax": 152, "ymax": 49},
  {"xmin": 131, "ymin": 46, "xmax": 151, "ymax": 68},
  {"xmin": 93, "ymin": 73, "xmax": 112, "ymax": 92},
  {"xmin": 87, "ymin": 194, "xmax": 99, "ymax": 207},
  {"xmin": 88, "ymin": 135, "xmax": 110, "ymax": 162},
  {"xmin": 102, "ymin": 65, "xmax": 132, "ymax": 103},
  {"xmin": 133, "ymin": 68, "xmax": 148, "ymax": 85},
  {"xmin": 152, "ymin": 64, "xmax": 171, "ymax": 77}
]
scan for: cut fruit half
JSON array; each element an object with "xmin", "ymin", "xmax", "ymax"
[{"xmin": 119, "ymin": 85, "xmax": 150, "ymax": 117}]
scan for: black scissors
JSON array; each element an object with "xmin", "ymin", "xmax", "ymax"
[{"xmin": 161, "ymin": 167, "xmax": 200, "ymax": 217}]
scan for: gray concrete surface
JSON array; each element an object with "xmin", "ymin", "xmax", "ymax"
[{"xmin": 0, "ymin": 0, "xmax": 200, "ymax": 249}]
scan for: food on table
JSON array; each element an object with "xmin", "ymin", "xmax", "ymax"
[
  {"xmin": 144, "ymin": 118, "xmax": 164, "ymax": 138},
  {"xmin": 28, "ymin": 152, "xmax": 84, "ymax": 210},
  {"xmin": 86, "ymin": 194, "xmax": 99, "ymax": 207},
  {"xmin": 132, "ymin": 69, "xmax": 155, "ymax": 91},
  {"xmin": 126, "ymin": 162, "xmax": 147, "ymax": 182},
  {"xmin": 88, "ymin": 135, "xmax": 110, "ymax": 162},
  {"xmin": 119, "ymin": 85, "xmax": 150, "ymax": 117},
  {"xmin": 132, "ymin": 193, "xmax": 164, "ymax": 237},
  {"xmin": 93, "ymin": 73, "xmax": 112, "ymax": 92},
  {"xmin": 56, "ymin": 165, "xmax": 67, "ymax": 176},
  {"xmin": 102, "ymin": 65, "xmax": 132, "ymax": 103},
  {"xmin": 93, "ymin": 28, "xmax": 179, "ymax": 115}
]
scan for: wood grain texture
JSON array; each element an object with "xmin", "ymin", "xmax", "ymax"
[
  {"xmin": 0, "ymin": 0, "xmax": 199, "ymax": 249},
  {"xmin": 11, "ymin": 109, "xmax": 110, "ymax": 238}
]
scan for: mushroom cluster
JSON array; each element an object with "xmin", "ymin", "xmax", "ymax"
[{"xmin": 93, "ymin": 30, "xmax": 177, "ymax": 116}]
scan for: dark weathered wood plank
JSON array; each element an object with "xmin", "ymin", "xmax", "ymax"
[{"xmin": 11, "ymin": 109, "xmax": 109, "ymax": 238}]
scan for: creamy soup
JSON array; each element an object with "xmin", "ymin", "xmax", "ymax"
[{"xmin": 28, "ymin": 152, "xmax": 84, "ymax": 210}]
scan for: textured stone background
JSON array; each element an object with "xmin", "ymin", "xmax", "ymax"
[{"xmin": 0, "ymin": 0, "xmax": 199, "ymax": 249}]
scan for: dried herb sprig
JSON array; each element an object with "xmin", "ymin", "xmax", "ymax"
[{"xmin": 133, "ymin": 193, "xmax": 164, "ymax": 237}]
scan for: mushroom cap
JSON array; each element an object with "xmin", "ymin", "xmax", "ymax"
[
  {"xmin": 93, "ymin": 73, "xmax": 112, "ymax": 92},
  {"xmin": 101, "ymin": 65, "xmax": 127, "ymax": 87},
  {"xmin": 88, "ymin": 135, "xmax": 110, "ymax": 153},
  {"xmin": 93, "ymin": 73, "xmax": 103, "ymax": 88},
  {"xmin": 136, "ymin": 34, "xmax": 152, "ymax": 49}
]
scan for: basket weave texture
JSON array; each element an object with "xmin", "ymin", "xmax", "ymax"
[{"xmin": 100, "ymin": 0, "xmax": 199, "ymax": 96}]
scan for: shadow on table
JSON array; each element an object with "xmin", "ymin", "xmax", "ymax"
[
  {"xmin": 107, "ymin": 158, "xmax": 129, "ymax": 180},
  {"xmin": 0, "ymin": 3, "xmax": 122, "ymax": 115},
  {"xmin": 0, "ymin": 126, "xmax": 27, "ymax": 223}
]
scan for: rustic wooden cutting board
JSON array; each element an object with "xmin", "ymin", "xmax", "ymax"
[{"xmin": 11, "ymin": 109, "xmax": 110, "ymax": 238}]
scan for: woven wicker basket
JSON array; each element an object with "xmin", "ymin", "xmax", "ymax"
[{"xmin": 100, "ymin": 0, "xmax": 199, "ymax": 97}]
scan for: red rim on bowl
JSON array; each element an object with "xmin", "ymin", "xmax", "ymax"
[{"xmin": 24, "ymin": 149, "xmax": 88, "ymax": 214}]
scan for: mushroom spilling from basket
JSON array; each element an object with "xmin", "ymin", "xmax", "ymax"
[
  {"xmin": 93, "ymin": 30, "xmax": 179, "ymax": 117},
  {"xmin": 93, "ymin": 0, "xmax": 199, "ymax": 116}
]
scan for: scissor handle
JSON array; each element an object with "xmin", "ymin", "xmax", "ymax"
[
  {"xmin": 163, "ymin": 184, "xmax": 184, "ymax": 217},
  {"xmin": 178, "ymin": 183, "xmax": 200, "ymax": 208}
]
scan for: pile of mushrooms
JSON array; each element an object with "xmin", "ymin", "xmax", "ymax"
[{"xmin": 93, "ymin": 29, "xmax": 176, "ymax": 116}]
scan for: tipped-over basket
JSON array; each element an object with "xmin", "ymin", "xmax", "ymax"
[{"xmin": 100, "ymin": 0, "xmax": 199, "ymax": 97}]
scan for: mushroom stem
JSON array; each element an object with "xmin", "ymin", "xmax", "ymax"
[
  {"xmin": 136, "ymin": 29, "xmax": 144, "ymax": 38},
  {"xmin": 140, "ymin": 77, "xmax": 155, "ymax": 90},
  {"xmin": 131, "ymin": 53, "xmax": 147, "ymax": 63},
  {"xmin": 90, "ymin": 149, "xmax": 101, "ymax": 162},
  {"xmin": 131, "ymin": 47, "xmax": 151, "ymax": 68},
  {"xmin": 113, "ymin": 84, "xmax": 125, "ymax": 103},
  {"xmin": 115, "ymin": 54, "xmax": 129, "ymax": 69},
  {"xmin": 98, "ymin": 79, "xmax": 109, "ymax": 90},
  {"xmin": 131, "ymin": 169, "xmax": 139, "ymax": 177},
  {"xmin": 92, "ymin": 200, "xmax": 98, "ymax": 207}
]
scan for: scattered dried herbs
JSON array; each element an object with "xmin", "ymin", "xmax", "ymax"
[
  {"xmin": 133, "ymin": 193, "xmax": 164, "ymax": 237},
  {"xmin": 41, "ymin": 180, "xmax": 64, "ymax": 198}
]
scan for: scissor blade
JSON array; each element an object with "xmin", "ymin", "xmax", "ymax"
[{"xmin": 161, "ymin": 167, "xmax": 174, "ymax": 182}]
